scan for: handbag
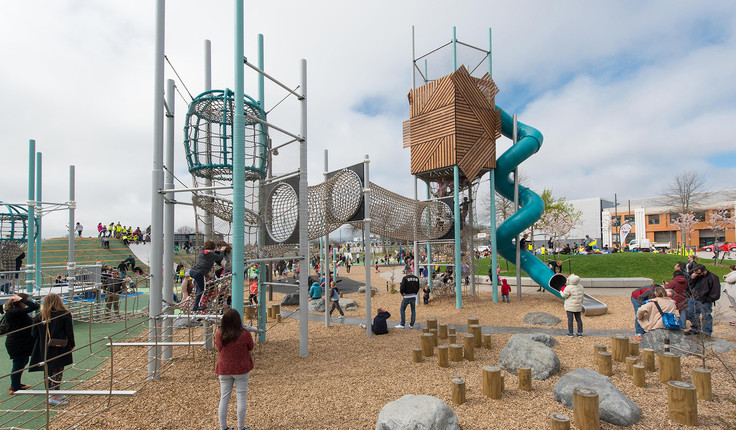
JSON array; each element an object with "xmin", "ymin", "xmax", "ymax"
[
  {"xmin": 46, "ymin": 323, "xmax": 68, "ymax": 348},
  {"xmin": 654, "ymin": 301, "xmax": 681, "ymax": 330}
]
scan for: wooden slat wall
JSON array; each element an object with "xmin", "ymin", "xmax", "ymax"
[
  {"xmin": 450, "ymin": 67, "xmax": 497, "ymax": 140},
  {"xmin": 403, "ymin": 104, "xmax": 455, "ymax": 148},
  {"xmin": 420, "ymin": 76, "xmax": 455, "ymax": 115},
  {"xmin": 411, "ymin": 135, "xmax": 455, "ymax": 175},
  {"xmin": 457, "ymin": 133, "xmax": 496, "ymax": 180}
]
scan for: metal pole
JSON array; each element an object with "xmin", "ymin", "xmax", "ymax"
[
  {"xmin": 453, "ymin": 165, "xmax": 462, "ymax": 309},
  {"xmin": 489, "ymin": 28, "xmax": 498, "ymax": 303},
  {"xmin": 163, "ymin": 78, "xmax": 175, "ymax": 360},
  {"xmin": 35, "ymin": 153, "xmax": 42, "ymax": 290},
  {"xmin": 364, "ymin": 155, "xmax": 372, "ymax": 337},
  {"xmin": 204, "ymin": 39, "xmax": 214, "ymax": 242},
  {"xmin": 256, "ymin": 33, "xmax": 268, "ymax": 342},
  {"xmin": 413, "ymin": 176, "xmax": 419, "ymax": 307},
  {"xmin": 26, "ymin": 140, "xmax": 35, "ymax": 294},
  {"xmin": 513, "ymin": 114, "xmax": 521, "ymax": 300},
  {"xmin": 68, "ymin": 166, "xmax": 75, "ymax": 300},
  {"xmin": 298, "ymin": 59, "xmax": 309, "ymax": 356},
  {"xmin": 231, "ymin": 0, "xmax": 246, "ymax": 321},
  {"xmin": 469, "ymin": 186, "xmax": 475, "ymax": 296},
  {"xmin": 452, "ymin": 26, "xmax": 457, "ymax": 72},
  {"xmin": 323, "ymin": 149, "xmax": 330, "ymax": 327},
  {"xmin": 426, "ymin": 184, "xmax": 433, "ymax": 289},
  {"xmin": 148, "ymin": 0, "xmax": 165, "ymax": 380}
]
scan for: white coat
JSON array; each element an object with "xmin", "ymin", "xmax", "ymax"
[{"xmin": 561, "ymin": 283, "xmax": 585, "ymax": 312}]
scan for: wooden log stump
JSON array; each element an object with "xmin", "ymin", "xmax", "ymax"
[
  {"xmin": 668, "ymin": 380, "xmax": 697, "ymax": 426},
  {"xmin": 437, "ymin": 345, "xmax": 449, "ymax": 368},
  {"xmin": 267, "ymin": 306, "xmax": 273, "ymax": 319},
  {"xmin": 244, "ymin": 306, "xmax": 255, "ymax": 320},
  {"xmin": 550, "ymin": 413, "xmax": 571, "ymax": 430},
  {"xmin": 632, "ymin": 364, "xmax": 646, "ymax": 387},
  {"xmin": 421, "ymin": 333, "xmax": 434, "ymax": 357},
  {"xmin": 412, "ymin": 347, "xmax": 423, "ymax": 363},
  {"xmin": 482, "ymin": 333, "xmax": 492, "ymax": 349},
  {"xmin": 426, "ymin": 318, "xmax": 438, "ymax": 330},
  {"xmin": 469, "ymin": 324, "xmax": 482, "ymax": 348},
  {"xmin": 642, "ymin": 348, "xmax": 655, "ymax": 371},
  {"xmin": 482, "ymin": 365, "xmax": 503, "ymax": 399},
  {"xmin": 573, "ymin": 387, "xmax": 600, "ymax": 430},
  {"xmin": 593, "ymin": 344, "xmax": 606, "ymax": 361},
  {"xmin": 449, "ymin": 344, "xmax": 463, "ymax": 362},
  {"xmin": 611, "ymin": 335, "xmax": 628, "ymax": 362},
  {"xmin": 448, "ymin": 327, "xmax": 456, "ymax": 336},
  {"xmin": 467, "ymin": 317, "xmax": 479, "ymax": 326},
  {"xmin": 693, "ymin": 368, "xmax": 712, "ymax": 401},
  {"xmin": 275, "ymin": 313, "xmax": 282, "ymax": 323},
  {"xmin": 518, "ymin": 367, "xmax": 532, "ymax": 391},
  {"xmin": 272, "ymin": 304, "xmax": 280, "ymax": 318},
  {"xmin": 657, "ymin": 352, "xmax": 681, "ymax": 383},
  {"xmin": 628, "ymin": 340, "xmax": 639, "ymax": 356},
  {"xmin": 438, "ymin": 323, "xmax": 448, "ymax": 339},
  {"xmin": 597, "ymin": 351, "xmax": 612, "ymax": 377},
  {"xmin": 625, "ymin": 356, "xmax": 637, "ymax": 376},
  {"xmin": 429, "ymin": 328, "xmax": 438, "ymax": 347},
  {"xmin": 451, "ymin": 378, "xmax": 466, "ymax": 405},
  {"xmin": 463, "ymin": 334, "xmax": 475, "ymax": 361},
  {"xmin": 422, "ymin": 327, "xmax": 430, "ymax": 334}
]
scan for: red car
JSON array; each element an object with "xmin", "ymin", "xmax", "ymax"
[{"xmin": 700, "ymin": 242, "xmax": 736, "ymax": 252}]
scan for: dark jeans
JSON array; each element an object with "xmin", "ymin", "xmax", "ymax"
[
  {"xmin": 329, "ymin": 300, "xmax": 344, "ymax": 316},
  {"xmin": 631, "ymin": 296, "xmax": 644, "ymax": 335},
  {"xmin": 190, "ymin": 270, "xmax": 206, "ymax": 308},
  {"xmin": 400, "ymin": 296, "xmax": 416, "ymax": 327},
  {"xmin": 687, "ymin": 299, "xmax": 713, "ymax": 334},
  {"xmin": 10, "ymin": 356, "xmax": 29, "ymax": 391},
  {"xmin": 567, "ymin": 311, "xmax": 583, "ymax": 334}
]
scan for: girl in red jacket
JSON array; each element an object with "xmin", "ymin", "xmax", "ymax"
[
  {"xmin": 215, "ymin": 309, "xmax": 254, "ymax": 430},
  {"xmin": 501, "ymin": 278, "xmax": 511, "ymax": 302}
]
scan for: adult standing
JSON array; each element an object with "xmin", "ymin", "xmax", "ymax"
[
  {"xmin": 664, "ymin": 263, "xmax": 689, "ymax": 328},
  {"xmin": 215, "ymin": 309, "xmax": 254, "ymax": 430},
  {"xmin": 75, "ymin": 222, "xmax": 83, "ymax": 238},
  {"xmin": 4, "ymin": 293, "xmax": 40, "ymax": 393},
  {"xmin": 686, "ymin": 263, "xmax": 721, "ymax": 337},
  {"xmin": 29, "ymin": 293, "xmax": 75, "ymax": 406},
  {"xmin": 396, "ymin": 267, "xmax": 420, "ymax": 329},
  {"xmin": 685, "ymin": 255, "xmax": 697, "ymax": 275}
]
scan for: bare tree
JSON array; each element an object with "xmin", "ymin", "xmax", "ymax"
[
  {"xmin": 659, "ymin": 171, "xmax": 711, "ymax": 214},
  {"xmin": 176, "ymin": 225, "xmax": 195, "ymax": 234}
]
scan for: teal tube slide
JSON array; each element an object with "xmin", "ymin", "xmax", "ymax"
[{"xmin": 493, "ymin": 108, "xmax": 567, "ymax": 296}]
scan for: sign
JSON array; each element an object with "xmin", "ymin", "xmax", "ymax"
[{"xmin": 620, "ymin": 223, "xmax": 632, "ymax": 245}]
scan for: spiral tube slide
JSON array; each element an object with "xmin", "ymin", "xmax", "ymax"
[{"xmin": 494, "ymin": 108, "xmax": 568, "ymax": 297}]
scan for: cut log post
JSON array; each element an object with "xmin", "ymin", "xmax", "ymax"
[
  {"xmin": 518, "ymin": 367, "xmax": 532, "ymax": 391},
  {"xmin": 463, "ymin": 334, "xmax": 475, "ymax": 361},
  {"xmin": 573, "ymin": 387, "xmax": 600, "ymax": 430},
  {"xmin": 244, "ymin": 306, "xmax": 255, "ymax": 320},
  {"xmin": 549, "ymin": 413, "xmax": 571, "ymax": 430},
  {"xmin": 426, "ymin": 318, "xmax": 438, "ymax": 330},
  {"xmin": 451, "ymin": 378, "xmax": 466, "ymax": 405},
  {"xmin": 449, "ymin": 344, "xmax": 463, "ymax": 362},
  {"xmin": 593, "ymin": 343, "xmax": 606, "ymax": 360},
  {"xmin": 482, "ymin": 333, "xmax": 492, "ymax": 349},
  {"xmin": 412, "ymin": 347, "xmax": 423, "ymax": 363},
  {"xmin": 275, "ymin": 313, "xmax": 282, "ymax": 323},
  {"xmin": 642, "ymin": 348, "xmax": 655, "ymax": 371},
  {"xmin": 657, "ymin": 352, "xmax": 681, "ymax": 383},
  {"xmin": 693, "ymin": 368, "xmax": 712, "ymax": 401},
  {"xmin": 625, "ymin": 356, "xmax": 637, "ymax": 376},
  {"xmin": 272, "ymin": 304, "xmax": 280, "ymax": 318},
  {"xmin": 421, "ymin": 333, "xmax": 434, "ymax": 357},
  {"xmin": 429, "ymin": 329, "xmax": 439, "ymax": 347},
  {"xmin": 437, "ymin": 345, "xmax": 449, "ymax": 368},
  {"xmin": 422, "ymin": 327, "xmax": 429, "ymax": 334},
  {"xmin": 611, "ymin": 335, "xmax": 628, "ymax": 362},
  {"xmin": 469, "ymin": 324, "xmax": 482, "ymax": 348},
  {"xmin": 448, "ymin": 327, "xmax": 456, "ymax": 336},
  {"xmin": 267, "ymin": 306, "xmax": 273, "ymax": 319},
  {"xmin": 438, "ymin": 323, "xmax": 448, "ymax": 339},
  {"xmin": 597, "ymin": 351, "xmax": 612, "ymax": 377},
  {"xmin": 482, "ymin": 365, "xmax": 503, "ymax": 399},
  {"xmin": 628, "ymin": 340, "xmax": 639, "ymax": 356},
  {"xmin": 668, "ymin": 380, "xmax": 697, "ymax": 426},
  {"xmin": 632, "ymin": 364, "xmax": 646, "ymax": 387},
  {"xmin": 467, "ymin": 317, "xmax": 479, "ymax": 326}
]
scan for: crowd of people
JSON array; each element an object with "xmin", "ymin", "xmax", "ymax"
[{"xmin": 96, "ymin": 222, "xmax": 151, "ymax": 245}]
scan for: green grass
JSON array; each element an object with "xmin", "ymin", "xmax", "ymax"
[{"xmin": 475, "ymin": 252, "xmax": 735, "ymax": 283}]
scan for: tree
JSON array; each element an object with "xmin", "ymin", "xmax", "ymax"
[
  {"xmin": 659, "ymin": 171, "xmax": 710, "ymax": 214},
  {"xmin": 671, "ymin": 213, "xmax": 697, "ymax": 253},
  {"xmin": 707, "ymin": 208, "xmax": 735, "ymax": 246},
  {"xmin": 537, "ymin": 210, "xmax": 576, "ymax": 251},
  {"xmin": 176, "ymin": 225, "xmax": 195, "ymax": 234}
]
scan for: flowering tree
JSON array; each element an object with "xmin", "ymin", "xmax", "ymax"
[
  {"xmin": 671, "ymin": 212, "xmax": 697, "ymax": 254},
  {"xmin": 707, "ymin": 208, "xmax": 736, "ymax": 244},
  {"xmin": 537, "ymin": 209, "xmax": 576, "ymax": 251}
]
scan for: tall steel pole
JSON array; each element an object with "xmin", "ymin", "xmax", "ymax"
[
  {"xmin": 513, "ymin": 114, "xmax": 521, "ymax": 300},
  {"xmin": 231, "ymin": 0, "xmax": 246, "ymax": 320},
  {"xmin": 298, "ymin": 59, "xmax": 309, "ymax": 356},
  {"xmin": 204, "ymin": 39, "xmax": 214, "ymax": 242},
  {"xmin": 148, "ymin": 0, "xmax": 165, "ymax": 380},
  {"xmin": 363, "ymin": 155, "xmax": 372, "ymax": 337},
  {"xmin": 489, "ymin": 28, "xmax": 498, "ymax": 302},
  {"xmin": 35, "ymin": 153, "xmax": 42, "ymax": 290},
  {"xmin": 162, "ymin": 78, "xmax": 176, "ymax": 360},
  {"xmin": 256, "ymin": 33, "xmax": 267, "ymax": 341},
  {"xmin": 453, "ymin": 165, "xmax": 462, "ymax": 308},
  {"xmin": 26, "ymin": 140, "xmax": 35, "ymax": 294},
  {"xmin": 68, "ymin": 166, "xmax": 76, "ymax": 297},
  {"xmin": 323, "ymin": 150, "xmax": 330, "ymax": 327}
]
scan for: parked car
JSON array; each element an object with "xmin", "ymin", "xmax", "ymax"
[{"xmin": 699, "ymin": 242, "xmax": 736, "ymax": 253}]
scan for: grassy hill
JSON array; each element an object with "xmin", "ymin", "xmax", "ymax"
[{"xmin": 27, "ymin": 237, "xmax": 150, "ymax": 270}]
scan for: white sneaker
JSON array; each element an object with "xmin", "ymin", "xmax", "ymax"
[
  {"xmin": 395, "ymin": 324, "xmax": 405, "ymax": 329},
  {"xmin": 359, "ymin": 324, "xmax": 366, "ymax": 329},
  {"xmin": 338, "ymin": 315, "xmax": 344, "ymax": 319}
]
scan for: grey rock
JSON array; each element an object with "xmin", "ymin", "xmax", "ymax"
[
  {"xmin": 553, "ymin": 368, "xmax": 641, "ymax": 426},
  {"xmin": 358, "ymin": 286, "xmax": 379, "ymax": 294},
  {"xmin": 172, "ymin": 317, "xmax": 202, "ymax": 329},
  {"xmin": 499, "ymin": 334, "xmax": 560, "ymax": 380},
  {"xmin": 523, "ymin": 312, "xmax": 562, "ymax": 327},
  {"xmin": 339, "ymin": 298, "xmax": 357, "ymax": 311},
  {"xmin": 375, "ymin": 394, "xmax": 460, "ymax": 430},
  {"xmin": 640, "ymin": 328, "xmax": 735, "ymax": 356},
  {"xmin": 280, "ymin": 293, "xmax": 299, "ymax": 307},
  {"xmin": 517, "ymin": 333, "xmax": 558, "ymax": 347},
  {"xmin": 308, "ymin": 298, "xmax": 325, "ymax": 313}
]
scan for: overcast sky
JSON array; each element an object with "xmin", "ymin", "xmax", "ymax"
[{"xmin": 2, "ymin": 1, "xmax": 735, "ymax": 239}]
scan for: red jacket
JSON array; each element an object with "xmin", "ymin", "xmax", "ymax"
[
  {"xmin": 501, "ymin": 280, "xmax": 511, "ymax": 295},
  {"xmin": 215, "ymin": 330, "xmax": 254, "ymax": 375},
  {"xmin": 665, "ymin": 274, "xmax": 688, "ymax": 311}
]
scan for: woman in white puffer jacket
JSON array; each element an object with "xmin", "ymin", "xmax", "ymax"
[{"xmin": 560, "ymin": 274, "xmax": 585, "ymax": 337}]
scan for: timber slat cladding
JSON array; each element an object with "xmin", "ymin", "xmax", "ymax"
[
  {"xmin": 411, "ymin": 135, "xmax": 455, "ymax": 175},
  {"xmin": 403, "ymin": 105, "xmax": 455, "ymax": 148},
  {"xmin": 457, "ymin": 133, "xmax": 496, "ymax": 180},
  {"xmin": 450, "ymin": 67, "xmax": 498, "ymax": 140},
  {"xmin": 420, "ymin": 76, "xmax": 455, "ymax": 114}
]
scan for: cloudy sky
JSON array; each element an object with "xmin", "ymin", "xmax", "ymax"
[{"xmin": 2, "ymin": 1, "xmax": 735, "ymax": 239}]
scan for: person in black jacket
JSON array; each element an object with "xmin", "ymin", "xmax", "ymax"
[
  {"xmin": 685, "ymin": 264, "xmax": 721, "ymax": 336},
  {"xmin": 4, "ymin": 293, "xmax": 40, "ymax": 393},
  {"xmin": 29, "ymin": 293, "xmax": 75, "ymax": 406},
  {"xmin": 189, "ymin": 241, "xmax": 225, "ymax": 310},
  {"xmin": 396, "ymin": 268, "xmax": 419, "ymax": 329},
  {"xmin": 361, "ymin": 308, "xmax": 391, "ymax": 335}
]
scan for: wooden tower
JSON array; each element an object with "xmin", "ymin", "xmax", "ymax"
[{"xmin": 403, "ymin": 65, "xmax": 501, "ymax": 187}]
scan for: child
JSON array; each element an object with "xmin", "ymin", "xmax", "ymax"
[
  {"xmin": 360, "ymin": 308, "xmax": 391, "ymax": 335},
  {"xmin": 215, "ymin": 309, "xmax": 254, "ymax": 430},
  {"xmin": 248, "ymin": 276, "xmax": 258, "ymax": 305},
  {"xmin": 422, "ymin": 284, "xmax": 430, "ymax": 305},
  {"xmin": 500, "ymin": 278, "xmax": 511, "ymax": 303},
  {"xmin": 375, "ymin": 261, "xmax": 379, "ymax": 273},
  {"xmin": 328, "ymin": 281, "xmax": 345, "ymax": 319},
  {"xmin": 189, "ymin": 240, "xmax": 225, "ymax": 310},
  {"xmin": 560, "ymin": 274, "xmax": 584, "ymax": 337}
]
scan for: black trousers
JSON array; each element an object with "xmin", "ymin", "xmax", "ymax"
[{"xmin": 566, "ymin": 311, "xmax": 582, "ymax": 334}]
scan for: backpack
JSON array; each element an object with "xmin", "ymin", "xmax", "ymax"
[{"xmin": 654, "ymin": 301, "xmax": 681, "ymax": 330}]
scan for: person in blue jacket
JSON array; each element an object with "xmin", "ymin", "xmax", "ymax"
[{"xmin": 308, "ymin": 282, "xmax": 322, "ymax": 301}]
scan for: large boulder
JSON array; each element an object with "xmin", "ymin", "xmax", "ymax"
[
  {"xmin": 308, "ymin": 298, "xmax": 325, "ymax": 312},
  {"xmin": 641, "ymin": 328, "xmax": 736, "ymax": 356},
  {"xmin": 375, "ymin": 394, "xmax": 459, "ymax": 430},
  {"xmin": 172, "ymin": 316, "xmax": 202, "ymax": 329},
  {"xmin": 499, "ymin": 334, "xmax": 560, "ymax": 380},
  {"xmin": 339, "ymin": 298, "xmax": 358, "ymax": 311},
  {"xmin": 523, "ymin": 312, "xmax": 561, "ymax": 327},
  {"xmin": 553, "ymin": 368, "xmax": 641, "ymax": 426},
  {"xmin": 358, "ymin": 286, "xmax": 379, "ymax": 294},
  {"xmin": 280, "ymin": 293, "xmax": 299, "ymax": 307}
]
